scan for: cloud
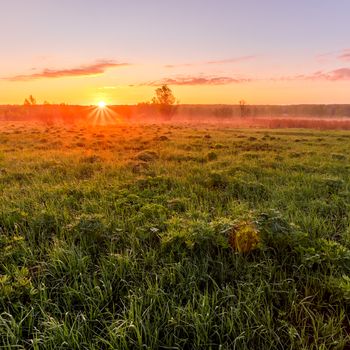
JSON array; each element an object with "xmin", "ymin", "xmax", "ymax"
[
  {"xmin": 282, "ymin": 67, "xmax": 350, "ymax": 81},
  {"xmin": 206, "ymin": 56, "xmax": 256, "ymax": 65},
  {"xmin": 315, "ymin": 68, "xmax": 350, "ymax": 81},
  {"xmin": 165, "ymin": 56, "xmax": 255, "ymax": 68},
  {"xmin": 316, "ymin": 49, "xmax": 350, "ymax": 63},
  {"xmin": 338, "ymin": 49, "xmax": 350, "ymax": 61},
  {"xmin": 315, "ymin": 51, "xmax": 335, "ymax": 63},
  {"xmin": 144, "ymin": 75, "xmax": 250, "ymax": 86},
  {"xmin": 4, "ymin": 60, "xmax": 129, "ymax": 81}
]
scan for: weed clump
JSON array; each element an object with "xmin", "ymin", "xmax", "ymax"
[
  {"xmin": 162, "ymin": 216, "xmax": 228, "ymax": 252},
  {"xmin": 328, "ymin": 275, "xmax": 350, "ymax": 303},
  {"xmin": 134, "ymin": 175, "xmax": 175, "ymax": 194},
  {"xmin": 66, "ymin": 214, "xmax": 108, "ymax": 256},
  {"xmin": 228, "ymin": 220, "xmax": 260, "ymax": 253},
  {"xmin": 229, "ymin": 179, "xmax": 269, "ymax": 201},
  {"xmin": 126, "ymin": 160, "xmax": 149, "ymax": 174},
  {"xmin": 135, "ymin": 150, "xmax": 159, "ymax": 162},
  {"xmin": 208, "ymin": 171, "xmax": 229, "ymax": 189},
  {"xmin": 257, "ymin": 210, "xmax": 301, "ymax": 253},
  {"xmin": 80, "ymin": 155, "xmax": 103, "ymax": 163},
  {"xmin": 154, "ymin": 135, "xmax": 169, "ymax": 141},
  {"xmin": 166, "ymin": 197, "xmax": 188, "ymax": 212},
  {"xmin": 331, "ymin": 153, "xmax": 346, "ymax": 160},
  {"xmin": 139, "ymin": 203, "xmax": 167, "ymax": 222},
  {"xmin": 321, "ymin": 177, "xmax": 345, "ymax": 195},
  {"xmin": 75, "ymin": 164, "xmax": 96, "ymax": 179},
  {"xmin": 207, "ymin": 151, "xmax": 218, "ymax": 161},
  {"xmin": 0, "ymin": 267, "xmax": 34, "ymax": 304},
  {"xmin": 30, "ymin": 210, "xmax": 60, "ymax": 245}
]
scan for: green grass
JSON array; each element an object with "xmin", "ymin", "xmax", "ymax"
[{"xmin": 0, "ymin": 122, "xmax": 350, "ymax": 349}]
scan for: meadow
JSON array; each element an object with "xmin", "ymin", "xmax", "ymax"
[{"xmin": 0, "ymin": 121, "xmax": 350, "ymax": 349}]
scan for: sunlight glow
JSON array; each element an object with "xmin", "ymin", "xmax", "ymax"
[
  {"xmin": 87, "ymin": 104, "xmax": 121, "ymax": 125},
  {"xmin": 98, "ymin": 101, "xmax": 106, "ymax": 108}
]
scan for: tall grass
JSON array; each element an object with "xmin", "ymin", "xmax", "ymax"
[{"xmin": 0, "ymin": 122, "xmax": 349, "ymax": 349}]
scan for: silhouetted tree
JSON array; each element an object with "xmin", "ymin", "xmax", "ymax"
[
  {"xmin": 24, "ymin": 95, "xmax": 37, "ymax": 106},
  {"xmin": 239, "ymin": 99, "xmax": 247, "ymax": 117},
  {"xmin": 151, "ymin": 85, "xmax": 177, "ymax": 120}
]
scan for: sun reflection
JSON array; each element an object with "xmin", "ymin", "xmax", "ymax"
[{"xmin": 87, "ymin": 103, "xmax": 121, "ymax": 125}]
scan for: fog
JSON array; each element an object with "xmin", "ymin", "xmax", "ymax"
[{"xmin": 1, "ymin": 104, "xmax": 350, "ymax": 130}]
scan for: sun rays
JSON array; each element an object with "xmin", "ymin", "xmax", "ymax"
[{"xmin": 87, "ymin": 104, "xmax": 121, "ymax": 125}]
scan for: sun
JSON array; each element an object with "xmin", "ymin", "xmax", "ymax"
[{"xmin": 97, "ymin": 101, "xmax": 106, "ymax": 108}]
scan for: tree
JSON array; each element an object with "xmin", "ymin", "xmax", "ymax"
[
  {"xmin": 24, "ymin": 95, "xmax": 37, "ymax": 106},
  {"xmin": 151, "ymin": 85, "xmax": 177, "ymax": 120},
  {"xmin": 239, "ymin": 99, "xmax": 247, "ymax": 118}
]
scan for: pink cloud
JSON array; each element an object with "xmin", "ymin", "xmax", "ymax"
[
  {"xmin": 316, "ymin": 48, "xmax": 350, "ymax": 63},
  {"xmin": 165, "ymin": 56, "xmax": 256, "ymax": 68},
  {"xmin": 144, "ymin": 75, "xmax": 250, "ymax": 86},
  {"xmin": 338, "ymin": 49, "xmax": 350, "ymax": 61},
  {"xmin": 206, "ymin": 56, "xmax": 256, "ymax": 65},
  {"xmin": 282, "ymin": 67, "xmax": 350, "ymax": 81},
  {"xmin": 320, "ymin": 68, "xmax": 350, "ymax": 80},
  {"xmin": 4, "ymin": 60, "xmax": 129, "ymax": 81},
  {"xmin": 315, "ymin": 51, "xmax": 335, "ymax": 63}
]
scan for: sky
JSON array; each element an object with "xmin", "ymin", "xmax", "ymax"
[{"xmin": 1, "ymin": 0, "xmax": 350, "ymax": 105}]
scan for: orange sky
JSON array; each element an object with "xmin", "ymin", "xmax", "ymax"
[
  {"xmin": 2, "ymin": 75, "xmax": 350, "ymax": 106},
  {"xmin": 1, "ymin": 1, "xmax": 350, "ymax": 105}
]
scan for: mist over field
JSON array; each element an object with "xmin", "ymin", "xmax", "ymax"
[{"xmin": 2, "ymin": 104, "xmax": 350, "ymax": 129}]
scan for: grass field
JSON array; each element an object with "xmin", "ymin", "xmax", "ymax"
[{"xmin": 1, "ymin": 122, "xmax": 350, "ymax": 349}]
